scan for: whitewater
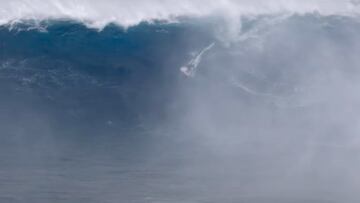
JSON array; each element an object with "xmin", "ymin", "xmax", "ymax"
[{"xmin": 0, "ymin": 0, "xmax": 360, "ymax": 28}]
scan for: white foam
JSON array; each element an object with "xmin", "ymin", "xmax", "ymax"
[{"xmin": 0, "ymin": 0, "xmax": 359, "ymax": 29}]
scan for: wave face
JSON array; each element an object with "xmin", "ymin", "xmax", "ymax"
[
  {"xmin": 0, "ymin": 21, "xmax": 215, "ymax": 130},
  {"xmin": 1, "ymin": 12, "xmax": 360, "ymax": 203}
]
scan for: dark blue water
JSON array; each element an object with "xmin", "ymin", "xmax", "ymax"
[
  {"xmin": 0, "ymin": 21, "xmax": 213, "ymax": 127},
  {"xmin": 0, "ymin": 21, "xmax": 201, "ymax": 202}
]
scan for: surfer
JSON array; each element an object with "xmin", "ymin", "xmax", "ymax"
[{"xmin": 180, "ymin": 42, "xmax": 215, "ymax": 77}]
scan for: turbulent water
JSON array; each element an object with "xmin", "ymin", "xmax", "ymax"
[{"xmin": 1, "ymin": 1, "xmax": 360, "ymax": 203}]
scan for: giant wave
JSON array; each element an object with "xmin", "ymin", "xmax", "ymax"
[{"xmin": 1, "ymin": 2, "xmax": 360, "ymax": 203}]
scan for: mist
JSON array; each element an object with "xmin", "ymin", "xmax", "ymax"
[{"xmin": 169, "ymin": 15, "xmax": 360, "ymax": 202}]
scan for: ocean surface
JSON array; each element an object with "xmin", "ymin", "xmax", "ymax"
[{"xmin": 1, "ymin": 9, "xmax": 360, "ymax": 203}]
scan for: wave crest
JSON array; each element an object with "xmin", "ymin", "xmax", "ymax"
[{"xmin": 0, "ymin": 0, "xmax": 359, "ymax": 29}]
